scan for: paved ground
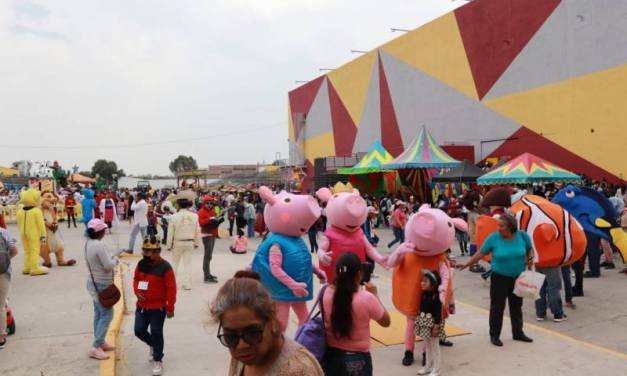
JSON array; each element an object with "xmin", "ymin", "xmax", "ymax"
[{"xmin": 2, "ymin": 221, "xmax": 627, "ymax": 375}]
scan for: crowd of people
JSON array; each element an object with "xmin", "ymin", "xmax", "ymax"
[{"xmin": 0, "ymin": 177, "xmax": 626, "ymax": 375}]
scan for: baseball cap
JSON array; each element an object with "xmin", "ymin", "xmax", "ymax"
[{"xmin": 87, "ymin": 218, "xmax": 108, "ymax": 232}]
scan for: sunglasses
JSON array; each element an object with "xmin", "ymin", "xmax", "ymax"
[{"xmin": 217, "ymin": 324, "xmax": 265, "ymax": 348}]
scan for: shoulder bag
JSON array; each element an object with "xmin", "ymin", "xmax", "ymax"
[
  {"xmin": 85, "ymin": 243, "xmax": 121, "ymax": 308},
  {"xmin": 294, "ymin": 284, "xmax": 329, "ymax": 362}
]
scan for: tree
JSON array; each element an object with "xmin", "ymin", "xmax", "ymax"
[
  {"xmin": 169, "ymin": 155, "xmax": 198, "ymax": 174},
  {"xmin": 91, "ymin": 160, "xmax": 125, "ymax": 183}
]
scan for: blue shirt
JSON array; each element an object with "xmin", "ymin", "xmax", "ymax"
[{"xmin": 481, "ymin": 231, "xmax": 532, "ymax": 278}]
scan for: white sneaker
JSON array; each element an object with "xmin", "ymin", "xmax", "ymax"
[
  {"xmin": 152, "ymin": 360, "xmax": 163, "ymax": 375},
  {"xmin": 429, "ymin": 370, "xmax": 440, "ymax": 376},
  {"xmin": 88, "ymin": 347, "xmax": 109, "ymax": 360},
  {"xmin": 417, "ymin": 367, "xmax": 431, "ymax": 375}
]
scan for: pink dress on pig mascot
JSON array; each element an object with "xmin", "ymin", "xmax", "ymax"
[
  {"xmin": 251, "ymin": 186, "xmax": 326, "ymax": 332},
  {"xmin": 388, "ymin": 204, "xmax": 467, "ymax": 365},
  {"xmin": 316, "ymin": 183, "xmax": 388, "ymax": 283}
]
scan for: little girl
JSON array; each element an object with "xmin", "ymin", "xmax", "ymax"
[
  {"xmin": 415, "ymin": 270, "xmax": 442, "ymax": 376},
  {"xmin": 229, "ymin": 229, "xmax": 248, "ymax": 254}
]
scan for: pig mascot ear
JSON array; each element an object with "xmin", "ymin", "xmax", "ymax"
[
  {"xmin": 352, "ymin": 189, "xmax": 360, "ymax": 196},
  {"xmin": 258, "ymin": 186, "xmax": 276, "ymax": 205},
  {"xmin": 451, "ymin": 217, "xmax": 468, "ymax": 233},
  {"xmin": 418, "ymin": 203, "xmax": 431, "ymax": 212},
  {"xmin": 316, "ymin": 188, "xmax": 332, "ymax": 203}
]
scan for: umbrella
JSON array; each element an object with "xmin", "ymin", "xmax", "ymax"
[
  {"xmin": 477, "ymin": 153, "xmax": 581, "ymax": 185},
  {"xmin": 431, "ymin": 160, "xmax": 484, "ymax": 183},
  {"xmin": 337, "ymin": 140, "xmax": 394, "ymax": 175},
  {"xmin": 383, "ymin": 125, "xmax": 460, "ymax": 169}
]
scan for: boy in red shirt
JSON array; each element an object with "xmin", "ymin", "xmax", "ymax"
[
  {"xmin": 133, "ymin": 236, "xmax": 176, "ymax": 376},
  {"xmin": 65, "ymin": 194, "xmax": 77, "ymax": 228}
]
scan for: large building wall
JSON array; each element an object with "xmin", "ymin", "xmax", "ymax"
[{"xmin": 288, "ymin": 0, "xmax": 627, "ymax": 184}]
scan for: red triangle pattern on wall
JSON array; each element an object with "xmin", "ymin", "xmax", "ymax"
[
  {"xmin": 378, "ymin": 53, "xmax": 404, "ymax": 157},
  {"xmin": 288, "ymin": 76, "xmax": 325, "ymax": 140},
  {"xmin": 455, "ymin": 0, "xmax": 561, "ymax": 99},
  {"xmin": 327, "ymin": 80, "xmax": 357, "ymax": 157},
  {"xmin": 488, "ymin": 126, "xmax": 622, "ymax": 183}
]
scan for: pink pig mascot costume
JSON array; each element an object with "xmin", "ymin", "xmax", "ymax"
[
  {"xmin": 388, "ymin": 204, "xmax": 467, "ymax": 365},
  {"xmin": 251, "ymin": 186, "xmax": 327, "ymax": 332},
  {"xmin": 316, "ymin": 183, "xmax": 388, "ymax": 283}
]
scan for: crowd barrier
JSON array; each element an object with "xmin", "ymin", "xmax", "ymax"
[{"xmin": 0, "ymin": 203, "xmax": 84, "ymax": 224}]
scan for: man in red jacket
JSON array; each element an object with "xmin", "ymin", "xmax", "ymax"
[
  {"xmin": 198, "ymin": 195, "xmax": 221, "ymax": 284},
  {"xmin": 133, "ymin": 236, "xmax": 176, "ymax": 376}
]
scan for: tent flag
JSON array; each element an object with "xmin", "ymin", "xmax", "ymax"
[
  {"xmin": 477, "ymin": 153, "xmax": 581, "ymax": 185},
  {"xmin": 338, "ymin": 140, "xmax": 394, "ymax": 175},
  {"xmin": 383, "ymin": 125, "xmax": 460, "ymax": 169}
]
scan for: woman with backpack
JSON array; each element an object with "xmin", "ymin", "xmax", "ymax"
[{"xmin": 321, "ymin": 253, "xmax": 390, "ymax": 375}]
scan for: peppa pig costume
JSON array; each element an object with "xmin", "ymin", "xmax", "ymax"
[
  {"xmin": 251, "ymin": 186, "xmax": 326, "ymax": 332},
  {"xmin": 388, "ymin": 204, "xmax": 467, "ymax": 365},
  {"xmin": 316, "ymin": 183, "xmax": 388, "ymax": 283}
]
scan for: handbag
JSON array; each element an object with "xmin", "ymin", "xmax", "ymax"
[
  {"xmin": 85, "ymin": 244, "xmax": 121, "ymax": 308},
  {"xmin": 513, "ymin": 269, "xmax": 546, "ymax": 299},
  {"xmin": 294, "ymin": 284, "xmax": 329, "ymax": 362}
]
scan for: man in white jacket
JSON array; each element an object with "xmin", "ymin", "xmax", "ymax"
[{"xmin": 124, "ymin": 192, "xmax": 148, "ymax": 254}]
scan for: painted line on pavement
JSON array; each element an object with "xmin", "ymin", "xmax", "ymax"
[
  {"xmin": 100, "ymin": 263, "xmax": 127, "ymax": 376},
  {"xmin": 455, "ymin": 300, "xmax": 627, "ymax": 361}
]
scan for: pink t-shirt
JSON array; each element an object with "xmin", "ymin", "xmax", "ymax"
[
  {"xmin": 391, "ymin": 208, "xmax": 406, "ymax": 228},
  {"xmin": 232, "ymin": 236, "xmax": 248, "ymax": 252},
  {"xmin": 322, "ymin": 288, "xmax": 385, "ymax": 352}
]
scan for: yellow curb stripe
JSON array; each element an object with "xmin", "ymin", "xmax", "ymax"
[
  {"xmin": 455, "ymin": 300, "xmax": 627, "ymax": 360},
  {"xmin": 100, "ymin": 263, "xmax": 126, "ymax": 376}
]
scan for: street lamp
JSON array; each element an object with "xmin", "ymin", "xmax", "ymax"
[
  {"xmin": 319, "ymin": 68, "xmax": 336, "ymax": 72},
  {"xmin": 350, "ymin": 49, "xmax": 368, "ymax": 54},
  {"xmin": 295, "ymin": 80, "xmax": 309, "ymax": 84},
  {"xmin": 390, "ymin": 27, "xmax": 410, "ymax": 33}
]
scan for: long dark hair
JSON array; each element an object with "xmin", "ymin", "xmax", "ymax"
[{"xmin": 331, "ymin": 252, "xmax": 361, "ymax": 339}]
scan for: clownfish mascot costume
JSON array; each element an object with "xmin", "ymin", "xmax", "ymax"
[
  {"xmin": 16, "ymin": 188, "xmax": 49, "ymax": 276},
  {"xmin": 251, "ymin": 186, "xmax": 327, "ymax": 332},
  {"xmin": 388, "ymin": 204, "xmax": 467, "ymax": 366}
]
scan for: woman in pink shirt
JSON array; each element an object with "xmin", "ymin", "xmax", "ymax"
[
  {"xmin": 387, "ymin": 201, "xmax": 407, "ymax": 248},
  {"xmin": 321, "ymin": 253, "xmax": 390, "ymax": 375}
]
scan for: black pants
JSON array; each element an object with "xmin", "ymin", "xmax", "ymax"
[
  {"xmin": 134, "ymin": 308, "xmax": 166, "ymax": 362},
  {"xmin": 308, "ymin": 229, "xmax": 318, "ymax": 253},
  {"xmin": 322, "ymin": 346, "xmax": 373, "ymax": 376},
  {"xmin": 67, "ymin": 212, "xmax": 77, "ymax": 227},
  {"xmin": 489, "ymin": 272, "xmax": 524, "ymax": 339},
  {"xmin": 572, "ymin": 256, "xmax": 584, "ymax": 295},
  {"xmin": 202, "ymin": 236, "xmax": 216, "ymax": 278},
  {"xmin": 228, "ymin": 218, "xmax": 235, "ymax": 237}
]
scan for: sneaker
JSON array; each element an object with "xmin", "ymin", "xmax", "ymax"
[
  {"xmin": 101, "ymin": 342, "xmax": 116, "ymax": 351},
  {"xmin": 429, "ymin": 370, "xmax": 440, "ymax": 376},
  {"xmin": 204, "ymin": 277, "xmax": 218, "ymax": 284},
  {"xmin": 152, "ymin": 361, "xmax": 163, "ymax": 375},
  {"xmin": 553, "ymin": 314, "xmax": 568, "ymax": 322},
  {"xmin": 565, "ymin": 302, "xmax": 577, "ymax": 309},
  {"xmin": 583, "ymin": 271, "xmax": 600, "ymax": 278},
  {"xmin": 88, "ymin": 347, "xmax": 110, "ymax": 360},
  {"xmin": 417, "ymin": 367, "xmax": 431, "ymax": 375},
  {"xmin": 490, "ymin": 337, "xmax": 503, "ymax": 347},
  {"xmin": 0, "ymin": 338, "xmax": 6, "ymax": 349},
  {"xmin": 182, "ymin": 285, "xmax": 192, "ymax": 290},
  {"xmin": 536, "ymin": 316, "xmax": 546, "ymax": 321},
  {"xmin": 604, "ymin": 263, "xmax": 616, "ymax": 270},
  {"xmin": 513, "ymin": 334, "xmax": 533, "ymax": 343}
]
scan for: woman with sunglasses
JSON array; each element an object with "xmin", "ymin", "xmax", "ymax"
[{"xmin": 211, "ymin": 270, "xmax": 323, "ymax": 376}]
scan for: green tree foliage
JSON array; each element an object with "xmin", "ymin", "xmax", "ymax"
[
  {"xmin": 169, "ymin": 155, "xmax": 198, "ymax": 174},
  {"xmin": 90, "ymin": 160, "xmax": 125, "ymax": 183}
]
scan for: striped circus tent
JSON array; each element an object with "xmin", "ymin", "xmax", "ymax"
[
  {"xmin": 383, "ymin": 125, "xmax": 461, "ymax": 169},
  {"xmin": 338, "ymin": 140, "xmax": 394, "ymax": 175},
  {"xmin": 477, "ymin": 152, "xmax": 581, "ymax": 185}
]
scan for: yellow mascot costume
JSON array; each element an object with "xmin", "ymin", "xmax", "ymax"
[{"xmin": 16, "ymin": 189, "xmax": 49, "ymax": 276}]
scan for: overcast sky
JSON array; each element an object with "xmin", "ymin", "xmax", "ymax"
[{"xmin": 0, "ymin": 0, "xmax": 461, "ymax": 175}]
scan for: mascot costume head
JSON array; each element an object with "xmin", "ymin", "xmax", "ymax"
[
  {"xmin": 251, "ymin": 186, "xmax": 323, "ymax": 332},
  {"xmin": 510, "ymin": 195, "xmax": 586, "ymax": 267},
  {"xmin": 40, "ymin": 190, "xmax": 76, "ymax": 267},
  {"xmin": 387, "ymin": 204, "xmax": 467, "ymax": 362},
  {"xmin": 553, "ymin": 185, "xmax": 627, "ymax": 262},
  {"xmin": 315, "ymin": 182, "xmax": 388, "ymax": 283},
  {"xmin": 81, "ymin": 188, "xmax": 97, "ymax": 231},
  {"xmin": 16, "ymin": 188, "xmax": 49, "ymax": 276}
]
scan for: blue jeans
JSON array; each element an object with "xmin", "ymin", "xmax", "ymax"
[
  {"xmin": 387, "ymin": 226, "xmax": 404, "ymax": 248},
  {"xmin": 561, "ymin": 264, "xmax": 573, "ymax": 303},
  {"xmin": 247, "ymin": 218, "xmax": 255, "ymax": 238},
  {"xmin": 535, "ymin": 266, "xmax": 564, "ymax": 318},
  {"xmin": 135, "ymin": 308, "xmax": 167, "ymax": 362},
  {"xmin": 87, "ymin": 281, "xmax": 114, "ymax": 348},
  {"xmin": 323, "ymin": 346, "xmax": 373, "ymax": 376},
  {"xmin": 469, "ymin": 244, "xmax": 477, "ymax": 256},
  {"xmin": 128, "ymin": 224, "xmax": 148, "ymax": 252}
]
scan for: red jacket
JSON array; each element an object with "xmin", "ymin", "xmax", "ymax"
[
  {"xmin": 133, "ymin": 257, "xmax": 177, "ymax": 313},
  {"xmin": 198, "ymin": 206, "xmax": 219, "ymax": 236}
]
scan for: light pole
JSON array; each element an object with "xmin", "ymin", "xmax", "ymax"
[
  {"xmin": 390, "ymin": 27, "xmax": 410, "ymax": 33},
  {"xmin": 319, "ymin": 68, "xmax": 336, "ymax": 72},
  {"xmin": 350, "ymin": 49, "xmax": 368, "ymax": 54}
]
